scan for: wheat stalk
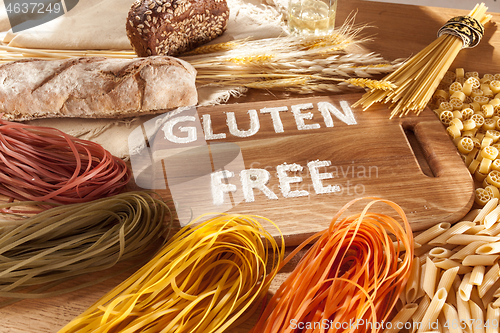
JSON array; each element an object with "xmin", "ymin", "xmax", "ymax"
[{"xmin": 0, "ymin": 16, "xmax": 400, "ymax": 94}]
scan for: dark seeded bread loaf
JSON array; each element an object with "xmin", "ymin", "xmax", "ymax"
[
  {"xmin": 0, "ymin": 56, "xmax": 197, "ymax": 121},
  {"xmin": 126, "ymin": 0, "xmax": 229, "ymax": 57}
]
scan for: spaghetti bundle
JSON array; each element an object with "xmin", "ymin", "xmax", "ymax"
[
  {"xmin": 59, "ymin": 213, "xmax": 284, "ymax": 333},
  {"xmin": 250, "ymin": 198, "xmax": 414, "ymax": 333},
  {"xmin": 0, "ymin": 191, "xmax": 171, "ymax": 307},
  {"xmin": 353, "ymin": 3, "xmax": 491, "ymax": 118},
  {"xmin": 0, "ymin": 119, "xmax": 130, "ymax": 205}
]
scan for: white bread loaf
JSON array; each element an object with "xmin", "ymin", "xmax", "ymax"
[{"xmin": 0, "ymin": 56, "xmax": 197, "ymax": 121}]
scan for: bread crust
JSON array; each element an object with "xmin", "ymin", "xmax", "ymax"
[
  {"xmin": 0, "ymin": 56, "xmax": 198, "ymax": 121},
  {"xmin": 126, "ymin": 0, "xmax": 229, "ymax": 57}
]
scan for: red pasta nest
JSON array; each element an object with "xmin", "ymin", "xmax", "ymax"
[{"xmin": 0, "ymin": 119, "xmax": 130, "ymax": 205}]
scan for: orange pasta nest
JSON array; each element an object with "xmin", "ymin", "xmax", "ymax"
[{"xmin": 251, "ymin": 198, "xmax": 414, "ymax": 333}]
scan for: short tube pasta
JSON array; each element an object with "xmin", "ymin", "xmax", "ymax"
[
  {"xmin": 470, "ymin": 265, "xmax": 486, "ymax": 286},
  {"xmin": 462, "ymin": 254, "xmax": 499, "ymax": 266},
  {"xmin": 437, "ymin": 266, "xmax": 460, "ymax": 293},
  {"xmin": 476, "ymin": 242, "xmax": 500, "ymax": 255},
  {"xmin": 474, "ymin": 198, "xmax": 499, "ymax": 223},
  {"xmin": 457, "ymin": 292, "xmax": 472, "ymax": 331},
  {"xmin": 486, "ymin": 303, "xmax": 500, "ymax": 333},
  {"xmin": 459, "ymin": 272, "xmax": 473, "ymax": 301},
  {"xmin": 412, "ymin": 295, "xmax": 431, "ymax": 324},
  {"xmin": 415, "ymin": 223, "xmax": 451, "ymax": 245},
  {"xmin": 450, "ymin": 241, "xmax": 489, "ymax": 260},
  {"xmin": 447, "ymin": 235, "xmax": 500, "ymax": 245},
  {"xmin": 424, "ymin": 257, "xmax": 439, "ymax": 298},
  {"xmin": 470, "ymin": 301, "xmax": 486, "ymax": 333},
  {"xmin": 417, "ymin": 288, "xmax": 448, "ymax": 333},
  {"xmin": 478, "ymin": 263, "xmax": 500, "ymax": 298},
  {"xmin": 383, "ymin": 303, "xmax": 419, "ymax": 333},
  {"xmin": 430, "ymin": 222, "xmax": 475, "ymax": 245},
  {"xmin": 442, "ymin": 303, "xmax": 463, "ymax": 333},
  {"xmin": 407, "ymin": 257, "xmax": 421, "ymax": 303},
  {"xmin": 429, "ymin": 247, "xmax": 456, "ymax": 258}
]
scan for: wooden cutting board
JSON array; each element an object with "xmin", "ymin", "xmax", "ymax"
[{"xmin": 130, "ymin": 93, "xmax": 474, "ymax": 246}]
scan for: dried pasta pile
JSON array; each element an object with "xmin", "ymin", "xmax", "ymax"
[
  {"xmin": 392, "ymin": 68, "xmax": 500, "ymax": 333},
  {"xmin": 0, "ymin": 119, "xmax": 130, "ymax": 205},
  {"xmin": 392, "ymin": 203, "xmax": 500, "ymax": 333},
  {"xmin": 433, "ymin": 69, "xmax": 500, "ymax": 206},
  {"xmin": 250, "ymin": 198, "xmax": 414, "ymax": 333},
  {"xmin": 58, "ymin": 213, "xmax": 284, "ymax": 333},
  {"xmin": 0, "ymin": 191, "xmax": 171, "ymax": 308}
]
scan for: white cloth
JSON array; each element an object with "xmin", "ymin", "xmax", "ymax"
[{"xmin": 0, "ymin": 0, "xmax": 289, "ymax": 158}]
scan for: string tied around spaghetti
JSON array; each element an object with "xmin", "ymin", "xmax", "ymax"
[{"xmin": 438, "ymin": 15, "xmax": 485, "ymax": 49}]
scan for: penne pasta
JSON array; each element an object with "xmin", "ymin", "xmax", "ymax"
[
  {"xmin": 481, "ymin": 279, "xmax": 500, "ymax": 309},
  {"xmin": 430, "ymin": 222, "xmax": 476, "ymax": 245},
  {"xmin": 479, "ymin": 263, "xmax": 500, "ymax": 298},
  {"xmin": 417, "ymin": 288, "xmax": 448, "ymax": 333},
  {"xmin": 464, "ymin": 209, "xmax": 483, "ymax": 222},
  {"xmin": 407, "ymin": 257, "xmax": 421, "ymax": 303},
  {"xmin": 477, "ymin": 223, "xmax": 500, "ymax": 236},
  {"xmin": 484, "ymin": 205, "xmax": 500, "ymax": 229},
  {"xmin": 430, "ymin": 247, "xmax": 456, "ymax": 259},
  {"xmin": 439, "ymin": 312, "xmax": 451, "ymax": 333},
  {"xmin": 413, "ymin": 296, "xmax": 431, "ymax": 324},
  {"xmin": 416, "ymin": 262, "xmax": 427, "ymax": 300},
  {"xmin": 438, "ymin": 266, "xmax": 460, "ymax": 293},
  {"xmin": 443, "ymin": 303, "xmax": 463, "ymax": 333},
  {"xmin": 486, "ymin": 303, "xmax": 500, "ymax": 333},
  {"xmin": 447, "ymin": 235, "xmax": 500, "ymax": 246},
  {"xmin": 462, "ymin": 254, "xmax": 499, "ymax": 266},
  {"xmin": 417, "ymin": 244, "xmax": 437, "ymax": 258},
  {"xmin": 459, "ymin": 273, "xmax": 473, "ymax": 301},
  {"xmin": 447, "ymin": 284, "xmax": 458, "ymax": 306},
  {"xmin": 424, "ymin": 257, "xmax": 439, "ymax": 299},
  {"xmin": 457, "ymin": 291, "xmax": 473, "ymax": 332},
  {"xmin": 450, "ymin": 242, "xmax": 489, "ymax": 261},
  {"xmin": 470, "ymin": 300, "xmax": 486, "ymax": 333},
  {"xmin": 474, "ymin": 198, "xmax": 499, "ymax": 224},
  {"xmin": 470, "ymin": 265, "xmax": 486, "ymax": 286},
  {"xmin": 415, "ymin": 223, "xmax": 452, "ymax": 245},
  {"xmin": 399, "ymin": 288, "xmax": 407, "ymax": 310},
  {"xmin": 383, "ymin": 303, "xmax": 419, "ymax": 333},
  {"xmin": 467, "ymin": 225, "xmax": 487, "ymax": 235},
  {"xmin": 476, "ymin": 242, "xmax": 500, "ymax": 255},
  {"xmin": 471, "ymin": 286, "xmax": 486, "ymax": 313},
  {"xmin": 434, "ymin": 258, "xmax": 473, "ymax": 275}
]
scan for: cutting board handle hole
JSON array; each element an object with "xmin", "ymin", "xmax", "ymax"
[{"xmin": 404, "ymin": 127, "xmax": 435, "ymax": 178}]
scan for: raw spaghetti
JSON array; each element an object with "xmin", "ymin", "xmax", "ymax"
[
  {"xmin": 58, "ymin": 213, "xmax": 285, "ymax": 333},
  {"xmin": 250, "ymin": 198, "xmax": 414, "ymax": 333},
  {"xmin": 353, "ymin": 3, "xmax": 491, "ymax": 118},
  {"xmin": 0, "ymin": 119, "xmax": 130, "ymax": 205},
  {"xmin": 0, "ymin": 191, "xmax": 172, "ymax": 307}
]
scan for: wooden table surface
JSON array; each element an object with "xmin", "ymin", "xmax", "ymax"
[{"xmin": 2, "ymin": 0, "xmax": 500, "ymax": 332}]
